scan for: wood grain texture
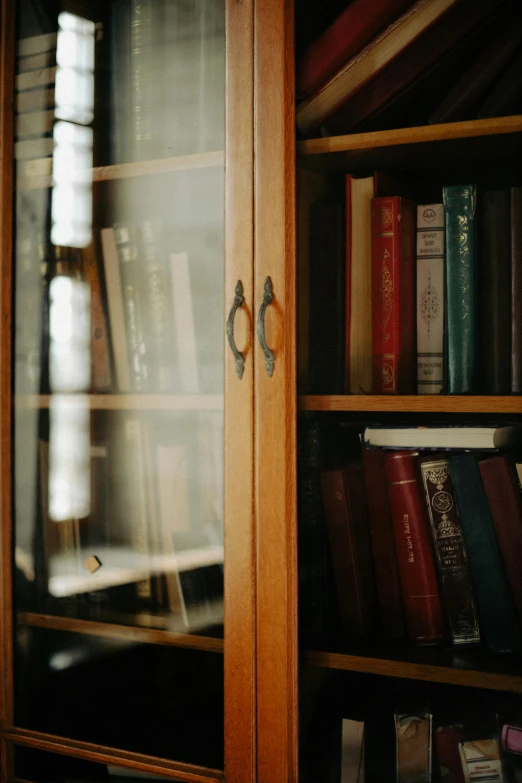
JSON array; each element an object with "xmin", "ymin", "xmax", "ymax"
[
  {"xmin": 300, "ymin": 395, "xmax": 522, "ymax": 413},
  {"xmin": 0, "ymin": 2, "xmax": 15, "ymax": 781},
  {"xmin": 17, "ymin": 612, "xmax": 224, "ymax": 653},
  {"xmin": 17, "ymin": 151, "xmax": 224, "ymax": 191},
  {"xmin": 15, "ymin": 394, "xmax": 224, "ymax": 411},
  {"xmin": 254, "ymin": 0, "xmax": 298, "ymax": 781},
  {"xmin": 304, "ymin": 650, "xmax": 522, "ymax": 693},
  {"xmin": 224, "ymin": 1, "xmax": 256, "ymax": 782},
  {"xmin": 298, "ymin": 116, "xmax": 522, "ymax": 156},
  {"xmin": 5, "ymin": 728, "xmax": 224, "ymax": 782}
]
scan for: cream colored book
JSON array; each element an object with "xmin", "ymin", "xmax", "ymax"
[
  {"xmin": 17, "ymin": 31, "xmax": 57, "ymax": 57},
  {"xmin": 16, "ymin": 65, "xmax": 56, "ymax": 92},
  {"xmin": 16, "ymin": 109, "xmax": 54, "ymax": 139},
  {"xmin": 349, "ymin": 175, "xmax": 374, "ymax": 394},
  {"xmin": 100, "ymin": 227, "xmax": 131, "ymax": 392},
  {"xmin": 16, "ymin": 86, "xmax": 55, "ymax": 114},
  {"xmin": 341, "ymin": 719, "xmax": 365, "ymax": 783}
]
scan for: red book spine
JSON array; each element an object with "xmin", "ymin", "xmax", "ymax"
[
  {"xmin": 344, "ymin": 174, "xmax": 352, "ymax": 392},
  {"xmin": 296, "ymin": 0, "xmax": 415, "ymax": 99},
  {"xmin": 479, "ymin": 455, "xmax": 522, "ymax": 626},
  {"xmin": 371, "ymin": 197, "xmax": 416, "ymax": 393},
  {"xmin": 384, "ymin": 451, "xmax": 445, "ymax": 645},
  {"xmin": 321, "ymin": 465, "xmax": 375, "ymax": 641},
  {"xmin": 362, "ymin": 449, "xmax": 405, "ymax": 640},
  {"xmin": 434, "ymin": 726, "xmax": 465, "ymax": 783}
]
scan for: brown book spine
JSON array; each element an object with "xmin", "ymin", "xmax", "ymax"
[
  {"xmin": 419, "ymin": 456, "xmax": 480, "ymax": 644},
  {"xmin": 512, "ymin": 187, "xmax": 522, "ymax": 393}
]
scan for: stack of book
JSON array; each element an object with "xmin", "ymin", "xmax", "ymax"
[
  {"xmin": 299, "ymin": 418, "xmax": 522, "ymax": 654},
  {"xmin": 296, "ymin": 0, "xmax": 522, "ymax": 137},
  {"xmin": 307, "ymin": 181, "xmax": 522, "ymax": 395}
]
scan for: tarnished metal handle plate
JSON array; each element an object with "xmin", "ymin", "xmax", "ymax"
[
  {"xmin": 256, "ymin": 276, "xmax": 275, "ymax": 377},
  {"xmin": 226, "ymin": 280, "xmax": 246, "ymax": 379}
]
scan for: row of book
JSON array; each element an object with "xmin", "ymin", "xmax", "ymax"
[
  {"xmin": 307, "ymin": 179, "xmax": 522, "ymax": 396},
  {"xmin": 296, "ymin": 0, "xmax": 522, "ymax": 137},
  {"xmin": 298, "ymin": 419, "xmax": 522, "ymax": 653},
  {"xmin": 16, "ymin": 412, "xmax": 224, "ymax": 632}
]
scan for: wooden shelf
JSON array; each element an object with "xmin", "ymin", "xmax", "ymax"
[
  {"xmin": 299, "ymin": 395, "xmax": 522, "ymax": 413},
  {"xmin": 16, "ymin": 150, "xmax": 224, "ymax": 191},
  {"xmin": 303, "ymin": 648, "xmax": 522, "ymax": 693},
  {"xmin": 15, "ymin": 394, "xmax": 224, "ymax": 411},
  {"xmin": 17, "ymin": 612, "xmax": 224, "ymax": 654}
]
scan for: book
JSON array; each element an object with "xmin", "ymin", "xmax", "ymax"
[
  {"xmin": 419, "ymin": 456, "xmax": 480, "ymax": 645},
  {"xmin": 14, "ymin": 137, "xmax": 54, "ymax": 160},
  {"xmin": 502, "ymin": 724, "xmax": 522, "ymax": 755},
  {"xmin": 371, "ymin": 196, "xmax": 416, "ymax": 394},
  {"xmin": 512, "ymin": 187, "xmax": 522, "ymax": 394},
  {"xmin": 434, "ymin": 725, "xmax": 465, "ymax": 783},
  {"xmin": 363, "ymin": 424, "xmax": 522, "ymax": 450},
  {"xmin": 443, "ymin": 185, "xmax": 477, "ymax": 394},
  {"xmin": 16, "ymin": 66, "xmax": 56, "ymax": 92},
  {"xmin": 308, "ymin": 200, "xmax": 345, "ymax": 394},
  {"xmin": 416, "ymin": 204, "xmax": 445, "ymax": 394},
  {"xmin": 395, "ymin": 710, "xmax": 432, "ymax": 783},
  {"xmin": 341, "ymin": 718, "xmax": 365, "ymax": 783},
  {"xmin": 17, "ymin": 50, "xmax": 55, "ymax": 74},
  {"xmin": 296, "ymin": 0, "xmax": 461, "ymax": 135},
  {"xmin": 321, "ymin": 0, "xmax": 504, "ymax": 135},
  {"xmin": 15, "ymin": 109, "xmax": 54, "ymax": 139},
  {"xmin": 16, "ymin": 156, "xmax": 53, "ymax": 179},
  {"xmin": 449, "ymin": 453, "xmax": 522, "ymax": 654},
  {"xmin": 478, "ymin": 190, "xmax": 511, "ymax": 394},
  {"xmin": 459, "ymin": 738, "xmax": 504, "ymax": 783},
  {"xmin": 384, "ymin": 452, "xmax": 445, "ymax": 645},
  {"xmin": 348, "ymin": 175, "xmax": 374, "ymax": 394},
  {"xmin": 130, "ymin": 0, "xmax": 153, "ymax": 161},
  {"xmin": 17, "ymin": 31, "xmax": 58, "ymax": 57},
  {"xmin": 476, "ymin": 47, "xmax": 522, "ymax": 119},
  {"xmin": 296, "ymin": 0, "xmax": 416, "ymax": 99},
  {"xmin": 362, "ymin": 448, "xmax": 405, "ymax": 640},
  {"xmin": 166, "ymin": 251, "xmax": 199, "ymax": 394},
  {"xmin": 479, "ymin": 456, "xmax": 522, "ymax": 627},
  {"xmin": 100, "ymin": 227, "xmax": 131, "ymax": 392},
  {"xmin": 81, "ymin": 241, "xmax": 113, "ymax": 392},
  {"xmin": 320, "ymin": 461, "xmax": 376, "ymax": 642}
]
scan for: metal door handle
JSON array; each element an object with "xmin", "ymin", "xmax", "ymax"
[
  {"xmin": 226, "ymin": 280, "xmax": 246, "ymax": 379},
  {"xmin": 256, "ymin": 276, "xmax": 275, "ymax": 377}
]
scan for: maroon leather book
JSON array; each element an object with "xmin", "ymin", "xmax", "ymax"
[
  {"xmin": 384, "ymin": 452, "xmax": 445, "ymax": 645},
  {"xmin": 321, "ymin": 464, "xmax": 376, "ymax": 642},
  {"xmin": 512, "ymin": 187, "xmax": 522, "ymax": 394},
  {"xmin": 323, "ymin": 0, "xmax": 506, "ymax": 135},
  {"xmin": 479, "ymin": 455, "xmax": 522, "ymax": 626},
  {"xmin": 362, "ymin": 449, "xmax": 405, "ymax": 640},
  {"xmin": 296, "ymin": 0, "xmax": 415, "ymax": 99}
]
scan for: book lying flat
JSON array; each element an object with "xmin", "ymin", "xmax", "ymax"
[{"xmin": 364, "ymin": 425, "xmax": 522, "ymax": 450}]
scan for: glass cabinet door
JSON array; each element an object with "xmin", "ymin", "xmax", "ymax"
[{"xmin": 8, "ymin": 0, "xmax": 254, "ymax": 777}]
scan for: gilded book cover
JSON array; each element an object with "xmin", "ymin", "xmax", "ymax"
[{"xmin": 419, "ymin": 457, "xmax": 480, "ymax": 645}]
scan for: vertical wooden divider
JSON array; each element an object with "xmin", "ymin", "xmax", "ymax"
[
  {"xmin": 0, "ymin": 0, "xmax": 15, "ymax": 778},
  {"xmin": 224, "ymin": 1, "xmax": 257, "ymax": 782},
  {"xmin": 254, "ymin": 0, "xmax": 298, "ymax": 781}
]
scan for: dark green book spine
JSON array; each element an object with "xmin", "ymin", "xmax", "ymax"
[
  {"xmin": 443, "ymin": 185, "xmax": 477, "ymax": 393},
  {"xmin": 449, "ymin": 452, "xmax": 522, "ymax": 653}
]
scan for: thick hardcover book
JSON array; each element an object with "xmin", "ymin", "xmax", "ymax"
[
  {"xmin": 428, "ymin": 5, "xmax": 522, "ymax": 124},
  {"xmin": 362, "ymin": 449, "xmax": 405, "ymax": 640},
  {"xmin": 419, "ymin": 456, "xmax": 480, "ymax": 645},
  {"xmin": 308, "ymin": 200, "xmax": 345, "ymax": 394},
  {"xmin": 113, "ymin": 223, "xmax": 149, "ymax": 392},
  {"xmin": 81, "ymin": 241, "xmax": 113, "ymax": 392},
  {"xmin": 512, "ymin": 187, "xmax": 522, "ymax": 394},
  {"xmin": 449, "ymin": 453, "xmax": 522, "ymax": 654},
  {"xmin": 348, "ymin": 175, "xmax": 374, "ymax": 394},
  {"xmin": 322, "ymin": 0, "xmax": 503, "ymax": 135},
  {"xmin": 395, "ymin": 710, "xmax": 432, "ymax": 783},
  {"xmin": 416, "ymin": 204, "xmax": 444, "ymax": 394},
  {"xmin": 434, "ymin": 725, "xmax": 465, "ymax": 783},
  {"xmin": 321, "ymin": 464, "xmax": 376, "ymax": 642},
  {"xmin": 443, "ymin": 185, "xmax": 477, "ymax": 394},
  {"xmin": 479, "ymin": 456, "xmax": 522, "ymax": 627},
  {"xmin": 384, "ymin": 452, "xmax": 445, "ymax": 645},
  {"xmin": 296, "ymin": 0, "xmax": 461, "ymax": 135},
  {"xmin": 478, "ymin": 190, "xmax": 511, "ymax": 394},
  {"xmin": 364, "ymin": 424, "xmax": 522, "ymax": 450},
  {"xmin": 296, "ymin": 0, "xmax": 415, "ymax": 99},
  {"xmin": 371, "ymin": 196, "xmax": 416, "ymax": 394}
]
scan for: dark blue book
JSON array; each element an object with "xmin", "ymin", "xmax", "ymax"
[{"xmin": 450, "ymin": 452, "xmax": 522, "ymax": 653}]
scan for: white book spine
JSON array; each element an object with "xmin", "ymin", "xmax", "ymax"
[{"xmin": 416, "ymin": 203, "xmax": 445, "ymax": 394}]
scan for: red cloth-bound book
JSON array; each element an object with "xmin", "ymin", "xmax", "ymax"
[
  {"xmin": 479, "ymin": 455, "xmax": 522, "ymax": 626},
  {"xmin": 296, "ymin": 0, "xmax": 416, "ymax": 100},
  {"xmin": 371, "ymin": 196, "xmax": 416, "ymax": 393},
  {"xmin": 384, "ymin": 451, "xmax": 445, "ymax": 645}
]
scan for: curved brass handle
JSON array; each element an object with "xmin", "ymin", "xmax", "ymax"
[
  {"xmin": 256, "ymin": 276, "xmax": 275, "ymax": 377},
  {"xmin": 226, "ymin": 280, "xmax": 246, "ymax": 379}
]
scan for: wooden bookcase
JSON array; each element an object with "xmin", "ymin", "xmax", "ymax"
[{"xmin": 1, "ymin": 0, "xmax": 521, "ymax": 781}]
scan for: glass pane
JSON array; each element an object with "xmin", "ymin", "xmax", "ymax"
[{"xmin": 13, "ymin": 0, "xmax": 225, "ymax": 767}]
